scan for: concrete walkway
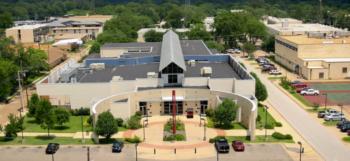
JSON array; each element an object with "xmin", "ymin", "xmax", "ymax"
[{"xmin": 240, "ymin": 57, "xmax": 350, "ymax": 161}]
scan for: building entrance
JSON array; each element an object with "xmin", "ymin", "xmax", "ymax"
[{"xmin": 163, "ymin": 101, "xmax": 183, "ymax": 115}]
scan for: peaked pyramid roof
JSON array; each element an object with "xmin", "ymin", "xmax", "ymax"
[{"xmin": 159, "ymin": 30, "xmax": 187, "ymax": 72}]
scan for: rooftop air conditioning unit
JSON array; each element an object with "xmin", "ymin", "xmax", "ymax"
[
  {"xmin": 147, "ymin": 72, "xmax": 157, "ymax": 78},
  {"xmin": 89, "ymin": 63, "xmax": 105, "ymax": 70},
  {"xmin": 201, "ymin": 67, "xmax": 212, "ymax": 77},
  {"xmin": 188, "ymin": 60, "xmax": 196, "ymax": 67}
]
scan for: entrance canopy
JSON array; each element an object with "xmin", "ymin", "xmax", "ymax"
[{"xmin": 161, "ymin": 96, "xmax": 184, "ymax": 101}]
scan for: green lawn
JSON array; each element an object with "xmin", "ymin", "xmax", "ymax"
[
  {"xmin": 0, "ymin": 136, "xmax": 94, "ymax": 145},
  {"xmin": 206, "ymin": 117, "xmax": 246, "ymax": 129},
  {"xmin": 323, "ymin": 121, "xmax": 339, "ymax": 126},
  {"xmin": 290, "ymin": 92, "xmax": 313, "ymax": 107},
  {"xmin": 343, "ymin": 137, "xmax": 350, "ymax": 143},
  {"xmin": 256, "ymin": 106, "xmax": 280, "ymax": 129},
  {"xmin": 24, "ymin": 116, "xmax": 93, "ymax": 133},
  {"xmin": 225, "ymin": 135, "xmax": 294, "ymax": 143}
]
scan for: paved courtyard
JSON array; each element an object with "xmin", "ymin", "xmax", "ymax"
[{"xmin": 0, "ymin": 144, "xmax": 293, "ymax": 161}]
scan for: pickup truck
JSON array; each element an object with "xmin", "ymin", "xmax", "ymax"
[{"xmin": 215, "ymin": 138, "xmax": 230, "ymax": 153}]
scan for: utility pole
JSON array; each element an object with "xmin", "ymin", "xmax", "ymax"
[
  {"xmin": 319, "ymin": 0, "xmax": 323, "ymax": 24},
  {"xmin": 17, "ymin": 70, "xmax": 24, "ymax": 144},
  {"xmin": 81, "ymin": 115, "xmax": 85, "ymax": 144}
]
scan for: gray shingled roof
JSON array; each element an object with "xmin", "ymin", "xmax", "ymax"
[{"xmin": 159, "ymin": 30, "xmax": 187, "ymax": 72}]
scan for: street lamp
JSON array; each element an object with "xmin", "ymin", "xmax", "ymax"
[
  {"xmin": 323, "ymin": 93, "xmax": 328, "ymax": 110},
  {"xmin": 143, "ymin": 120, "xmax": 146, "ymax": 141},
  {"xmin": 264, "ymin": 105, "xmax": 269, "ymax": 141},
  {"xmin": 339, "ymin": 104, "xmax": 344, "ymax": 118},
  {"xmin": 17, "ymin": 70, "xmax": 25, "ymax": 144},
  {"xmin": 201, "ymin": 117, "xmax": 206, "ymax": 141},
  {"xmin": 297, "ymin": 141, "xmax": 303, "ymax": 161},
  {"xmin": 135, "ymin": 143, "xmax": 139, "ymax": 161},
  {"xmin": 81, "ymin": 115, "xmax": 85, "ymax": 144}
]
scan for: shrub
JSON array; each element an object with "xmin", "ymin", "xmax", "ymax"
[
  {"xmin": 205, "ymin": 108, "xmax": 214, "ymax": 117},
  {"xmin": 275, "ymin": 122, "xmax": 283, "ymax": 127},
  {"xmin": 163, "ymin": 134, "xmax": 186, "ymax": 141},
  {"xmin": 127, "ymin": 113, "xmax": 142, "ymax": 129},
  {"xmin": 272, "ymin": 132, "xmax": 293, "ymax": 140},
  {"xmin": 87, "ymin": 116, "xmax": 93, "ymax": 125},
  {"xmin": 71, "ymin": 108, "xmax": 90, "ymax": 116},
  {"xmin": 115, "ymin": 118, "xmax": 124, "ymax": 127},
  {"xmin": 265, "ymin": 123, "xmax": 275, "ymax": 129},
  {"xmin": 125, "ymin": 136, "xmax": 141, "ymax": 143}
]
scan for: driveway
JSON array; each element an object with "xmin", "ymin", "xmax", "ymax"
[{"xmin": 241, "ymin": 58, "xmax": 350, "ymax": 161}]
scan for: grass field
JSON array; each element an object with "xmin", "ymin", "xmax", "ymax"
[
  {"xmin": 256, "ymin": 106, "xmax": 280, "ymax": 129},
  {"xmin": 24, "ymin": 116, "xmax": 93, "ymax": 133},
  {"xmin": 206, "ymin": 117, "xmax": 247, "ymax": 129},
  {"xmin": 0, "ymin": 136, "xmax": 94, "ymax": 145},
  {"xmin": 323, "ymin": 121, "xmax": 338, "ymax": 126},
  {"xmin": 225, "ymin": 135, "xmax": 294, "ymax": 143}
]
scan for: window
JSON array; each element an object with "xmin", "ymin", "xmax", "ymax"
[
  {"xmin": 168, "ymin": 74, "xmax": 178, "ymax": 84},
  {"xmin": 86, "ymin": 29, "xmax": 88, "ymax": 33},
  {"xmin": 319, "ymin": 72, "xmax": 324, "ymax": 79},
  {"xmin": 276, "ymin": 39, "xmax": 298, "ymax": 51},
  {"xmin": 162, "ymin": 63, "xmax": 183, "ymax": 74},
  {"xmin": 342, "ymin": 67, "xmax": 347, "ymax": 74}
]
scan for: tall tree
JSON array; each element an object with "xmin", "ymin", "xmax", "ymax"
[
  {"xmin": 95, "ymin": 111, "xmax": 118, "ymax": 140},
  {"xmin": 212, "ymin": 99, "xmax": 238, "ymax": 128},
  {"xmin": 28, "ymin": 93, "xmax": 40, "ymax": 117},
  {"xmin": 250, "ymin": 72, "xmax": 268, "ymax": 102},
  {"xmin": 35, "ymin": 99, "xmax": 56, "ymax": 136},
  {"xmin": 4, "ymin": 114, "xmax": 24, "ymax": 138},
  {"xmin": 144, "ymin": 30, "xmax": 163, "ymax": 42}
]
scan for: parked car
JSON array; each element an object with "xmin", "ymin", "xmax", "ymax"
[
  {"xmin": 324, "ymin": 113, "xmax": 345, "ymax": 121},
  {"xmin": 300, "ymin": 88, "xmax": 320, "ymax": 96},
  {"xmin": 340, "ymin": 123, "xmax": 350, "ymax": 132},
  {"xmin": 291, "ymin": 81, "xmax": 308, "ymax": 88},
  {"xmin": 337, "ymin": 120, "xmax": 350, "ymax": 128},
  {"xmin": 215, "ymin": 138, "xmax": 230, "ymax": 153},
  {"xmin": 186, "ymin": 108, "xmax": 194, "ymax": 119},
  {"xmin": 112, "ymin": 141, "xmax": 124, "ymax": 153},
  {"xmin": 262, "ymin": 65, "xmax": 276, "ymax": 72},
  {"xmin": 347, "ymin": 130, "xmax": 350, "ymax": 136},
  {"xmin": 46, "ymin": 143, "xmax": 60, "ymax": 154},
  {"xmin": 296, "ymin": 87, "xmax": 310, "ymax": 93},
  {"xmin": 269, "ymin": 70, "xmax": 282, "ymax": 75},
  {"xmin": 319, "ymin": 109, "xmax": 340, "ymax": 118},
  {"xmin": 232, "ymin": 140, "xmax": 245, "ymax": 152},
  {"xmin": 318, "ymin": 111, "xmax": 326, "ymax": 118}
]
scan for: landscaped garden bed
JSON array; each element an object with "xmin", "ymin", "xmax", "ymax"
[{"xmin": 163, "ymin": 119, "xmax": 186, "ymax": 141}]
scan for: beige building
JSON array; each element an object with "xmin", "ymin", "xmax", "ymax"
[
  {"xmin": 275, "ymin": 33, "xmax": 350, "ymax": 80},
  {"xmin": 36, "ymin": 31, "xmax": 257, "ymax": 139},
  {"xmin": 5, "ymin": 24, "xmax": 49, "ymax": 43}
]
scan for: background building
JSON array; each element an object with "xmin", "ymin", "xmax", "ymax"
[
  {"xmin": 5, "ymin": 24, "xmax": 49, "ymax": 43},
  {"xmin": 275, "ymin": 32, "xmax": 350, "ymax": 80}
]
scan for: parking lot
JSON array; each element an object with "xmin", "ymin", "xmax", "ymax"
[{"xmin": 0, "ymin": 144, "xmax": 293, "ymax": 161}]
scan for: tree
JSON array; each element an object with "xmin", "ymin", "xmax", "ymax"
[
  {"xmin": 0, "ymin": 13, "xmax": 13, "ymax": 29},
  {"xmin": 95, "ymin": 111, "xmax": 118, "ymax": 139},
  {"xmin": 165, "ymin": 7, "xmax": 184, "ymax": 28},
  {"xmin": 242, "ymin": 42, "xmax": 256, "ymax": 57},
  {"xmin": 35, "ymin": 99, "xmax": 56, "ymax": 136},
  {"xmin": 250, "ymin": 72, "xmax": 268, "ymax": 102},
  {"xmin": 212, "ymin": 99, "xmax": 238, "ymax": 128},
  {"xmin": 262, "ymin": 36, "xmax": 275, "ymax": 52},
  {"xmin": 28, "ymin": 93, "xmax": 40, "ymax": 117},
  {"xmin": 54, "ymin": 108, "xmax": 70, "ymax": 126},
  {"xmin": 144, "ymin": 30, "xmax": 163, "ymax": 42},
  {"xmin": 89, "ymin": 41, "xmax": 101, "ymax": 54},
  {"xmin": 205, "ymin": 41, "xmax": 225, "ymax": 53},
  {"xmin": 4, "ymin": 114, "xmax": 24, "ymax": 138},
  {"xmin": 0, "ymin": 59, "xmax": 18, "ymax": 101},
  {"xmin": 187, "ymin": 24, "xmax": 212, "ymax": 41}
]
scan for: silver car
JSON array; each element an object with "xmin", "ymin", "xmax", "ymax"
[{"xmin": 324, "ymin": 113, "xmax": 345, "ymax": 121}]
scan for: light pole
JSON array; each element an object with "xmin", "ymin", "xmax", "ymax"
[
  {"xmin": 87, "ymin": 147, "xmax": 90, "ymax": 161},
  {"xmin": 135, "ymin": 143, "xmax": 139, "ymax": 161},
  {"xmin": 216, "ymin": 149, "xmax": 219, "ymax": 161},
  {"xmin": 339, "ymin": 104, "xmax": 344, "ymax": 119},
  {"xmin": 264, "ymin": 105, "xmax": 269, "ymax": 141},
  {"xmin": 202, "ymin": 118, "xmax": 206, "ymax": 141},
  {"xmin": 17, "ymin": 70, "xmax": 25, "ymax": 144},
  {"xmin": 81, "ymin": 115, "xmax": 85, "ymax": 143},
  {"xmin": 323, "ymin": 93, "xmax": 328, "ymax": 110},
  {"xmin": 297, "ymin": 141, "xmax": 303, "ymax": 161},
  {"xmin": 143, "ymin": 120, "xmax": 146, "ymax": 141},
  {"xmin": 51, "ymin": 154, "xmax": 55, "ymax": 161}
]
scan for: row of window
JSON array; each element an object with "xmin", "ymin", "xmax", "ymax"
[{"xmin": 276, "ymin": 39, "xmax": 298, "ymax": 51}]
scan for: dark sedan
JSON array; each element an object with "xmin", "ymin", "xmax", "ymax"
[
  {"xmin": 112, "ymin": 141, "xmax": 124, "ymax": 153},
  {"xmin": 45, "ymin": 143, "xmax": 59, "ymax": 154},
  {"xmin": 215, "ymin": 138, "xmax": 230, "ymax": 153}
]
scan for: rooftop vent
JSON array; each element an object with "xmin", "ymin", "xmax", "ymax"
[
  {"xmin": 89, "ymin": 63, "xmax": 105, "ymax": 70},
  {"xmin": 147, "ymin": 72, "xmax": 157, "ymax": 78},
  {"xmin": 188, "ymin": 60, "xmax": 196, "ymax": 67},
  {"xmin": 201, "ymin": 67, "xmax": 212, "ymax": 77}
]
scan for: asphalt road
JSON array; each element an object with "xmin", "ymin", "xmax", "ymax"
[
  {"xmin": 0, "ymin": 144, "xmax": 292, "ymax": 161},
  {"xmin": 242, "ymin": 58, "xmax": 350, "ymax": 161}
]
